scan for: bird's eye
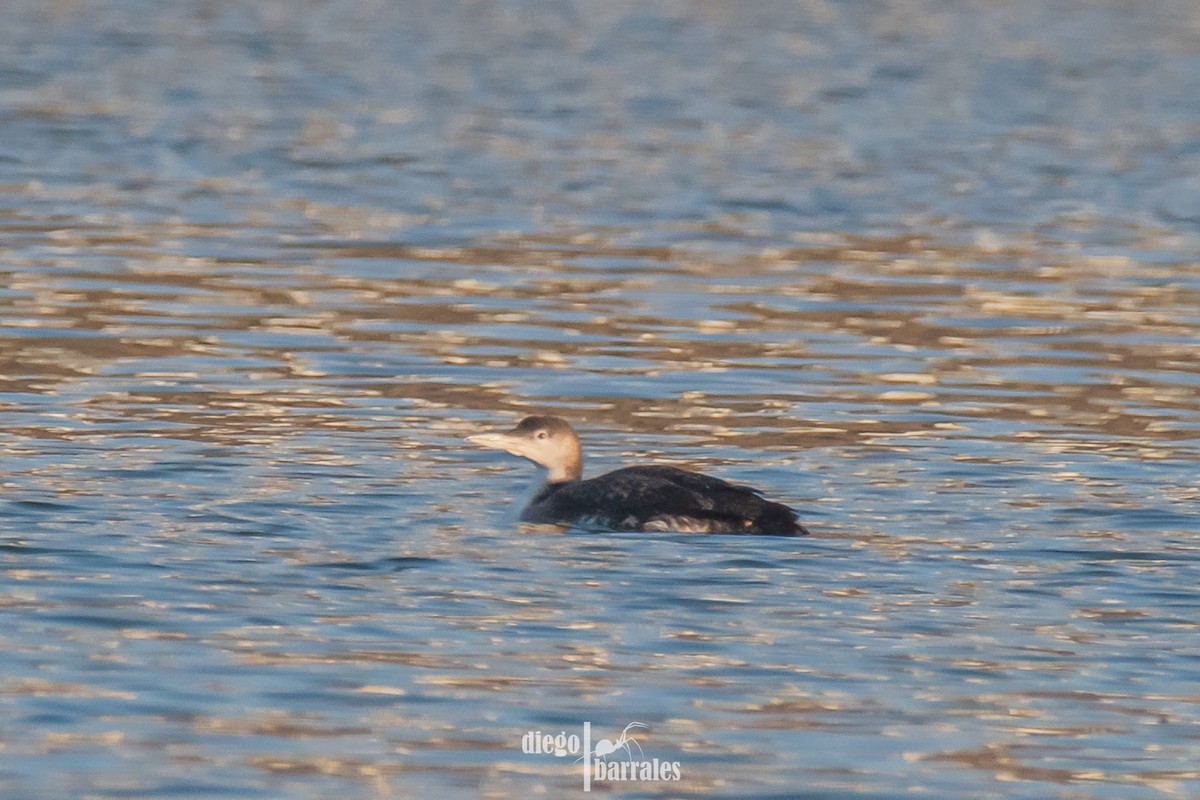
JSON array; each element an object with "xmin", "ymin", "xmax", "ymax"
[{"xmin": 536, "ymin": 431, "xmax": 548, "ymax": 439}]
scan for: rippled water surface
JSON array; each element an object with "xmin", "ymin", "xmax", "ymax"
[{"xmin": 3, "ymin": 2, "xmax": 1200, "ymax": 798}]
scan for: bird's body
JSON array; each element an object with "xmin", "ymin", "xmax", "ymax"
[{"xmin": 467, "ymin": 416, "xmax": 807, "ymax": 536}]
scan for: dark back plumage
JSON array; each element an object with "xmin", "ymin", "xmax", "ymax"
[{"xmin": 525, "ymin": 466, "xmax": 806, "ymax": 536}]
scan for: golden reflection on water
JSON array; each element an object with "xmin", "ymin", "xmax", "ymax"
[{"xmin": 5, "ymin": 230, "xmax": 1199, "ymax": 459}]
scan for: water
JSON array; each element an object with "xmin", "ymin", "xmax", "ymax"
[{"xmin": 2, "ymin": 1, "xmax": 1200, "ymax": 798}]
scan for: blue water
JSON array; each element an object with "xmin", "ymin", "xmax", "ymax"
[{"xmin": 3, "ymin": 2, "xmax": 1200, "ymax": 798}]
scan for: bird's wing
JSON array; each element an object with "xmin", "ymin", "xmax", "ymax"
[{"xmin": 541, "ymin": 466, "xmax": 776, "ymax": 527}]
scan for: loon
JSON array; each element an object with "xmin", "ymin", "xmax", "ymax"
[{"xmin": 467, "ymin": 416, "xmax": 807, "ymax": 536}]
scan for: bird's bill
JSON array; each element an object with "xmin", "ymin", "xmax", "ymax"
[{"xmin": 466, "ymin": 431, "xmax": 533, "ymax": 459}]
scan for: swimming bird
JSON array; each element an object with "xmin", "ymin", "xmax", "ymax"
[{"xmin": 467, "ymin": 416, "xmax": 807, "ymax": 536}]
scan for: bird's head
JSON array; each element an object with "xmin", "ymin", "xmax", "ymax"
[{"xmin": 467, "ymin": 415, "xmax": 583, "ymax": 482}]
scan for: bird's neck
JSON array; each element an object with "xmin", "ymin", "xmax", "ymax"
[{"xmin": 546, "ymin": 451, "xmax": 582, "ymax": 483}]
